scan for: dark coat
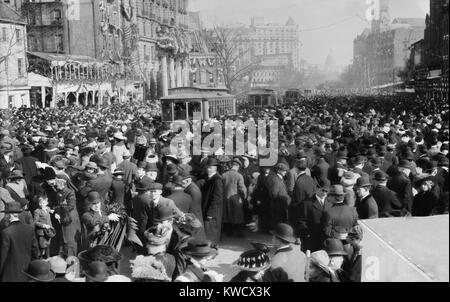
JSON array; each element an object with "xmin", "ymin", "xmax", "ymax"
[
  {"xmin": 117, "ymin": 160, "xmax": 138, "ymax": 187},
  {"xmin": 0, "ymin": 221, "xmax": 39, "ymax": 282},
  {"xmin": 166, "ymin": 190, "xmax": 193, "ymax": 214},
  {"xmin": 201, "ymin": 173, "xmax": 223, "ymax": 245},
  {"xmin": 290, "ymin": 173, "xmax": 317, "ymax": 235},
  {"xmin": 132, "ymin": 195, "xmax": 183, "ymax": 244},
  {"xmin": 267, "ymin": 174, "xmax": 291, "ymax": 229},
  {"xmin": 356, "ymin": 194, "xmax": 378, "ymax": 219},
  {"xmin": 311, "ymin": 158, "xmax": 330, "ymax": 187},
  {"xmin": 328, "ymin": 163, "xmax": 347, "ymax": 185},
  {"xmin": 110, "ymin": 178, "xmax": 126, "ymax": 206},
  {"xmin": 322, "ymin": 203, "xmax": 359, "ymax": 237},
  {"xmin": 184, "ymin": 182, "xmax": 205, "ymax": 240},
  {"xmin": 16, "ymin": 155, "xmax": 38, "ymax": 185},
  {"xmin": 412, "ymin": 191, "xmax": 438, "ymax": 217},
  {"xmin": 52, "ymin": 188, "xmax": 81, "ymax": 257},
  {"xmin": 81, "ymin": 209, "xmax": 109, "ymax": 249},
  {"xmin": 435, "ymin": 167, "xmax": 449, "ymax": 195},
  {"xmin": 371, "ymin": 185, "xmax": 402, "ymax": 217},
  {"xmin": 387, "ymin": 173, "xmax": 413, "ymax": 212},
  {"xmin": 87, "ymin": 173, "xmax": 113, "ymax": 203},
  {"xmin": 131, "ymin": 193, "xmax": 152, "ymax": 242},
  {"xmin": 299, "ymin": 196, "xmax": 332, "ymax": 252},
  {"xmin": 222, "ymin": 170, "xmax": 247, "ymax": 225},
  {"xmin": 292, "ymin": 173, "xmax": 317, "ymax": 205},
  {"xmin": 252, "ymin": 173, "xmax": 272, "ymax": 233}
]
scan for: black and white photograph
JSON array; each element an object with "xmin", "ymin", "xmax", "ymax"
[{"xmin": 0, "ymin": 0, "xmax": 448, "ymax": 286}]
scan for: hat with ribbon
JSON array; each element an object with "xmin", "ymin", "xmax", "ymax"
[{"xmin": 234, "ymin": 250, "xmax": 270, "ymax": 272}]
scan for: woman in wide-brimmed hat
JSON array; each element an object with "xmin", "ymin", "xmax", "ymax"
[{"xmin": 230, "ymin": 249, "xmax": 271, "ymax": 282}]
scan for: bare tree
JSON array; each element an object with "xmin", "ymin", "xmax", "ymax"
[{"xmin": 204, "ymin": 26, "xmax": 259, "ymax": 92}]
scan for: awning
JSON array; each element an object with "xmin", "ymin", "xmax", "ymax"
[{"xmin": 28, "ymin": 72, "xmax": 52, "ymax": 87}]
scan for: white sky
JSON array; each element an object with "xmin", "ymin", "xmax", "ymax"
[{"xmin": 189, "ymin": 0, "xmax": 429, "ymax": 66}]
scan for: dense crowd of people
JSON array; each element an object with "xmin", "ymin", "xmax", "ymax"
[{"xmin": 0, "ymin": 94, "xmax": 448, "ymax": 282}]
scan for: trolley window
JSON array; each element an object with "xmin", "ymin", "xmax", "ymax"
[
  {"xmin": 187, "ymin": 101, "xmax": 201, "ymax": 120},
  {"xmin": 255, "ymin": 96, "xmax": 262, "ymax": 106},
  {"xmin": 162, "ymin": 101, "xmax": 173, "ymax": 121},
  {"xmin": 174, "ymin": 101, "xmax": 187, "ymax": 120}
]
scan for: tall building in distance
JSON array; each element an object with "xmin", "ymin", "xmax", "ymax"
[
  {"xmin": 248, "ymin": 16, "xmax": 300, "ymax": 71},
  {"xmin": 228, "ymin": 17, "xmax": 301, "ymax": 88},
  {"xmin": 371, "ymin": 0, "xmax": 390, "ymax": 33},
  {"xmin": 352, "ymin": 0, "xmax": 425, "ymax": 88}
]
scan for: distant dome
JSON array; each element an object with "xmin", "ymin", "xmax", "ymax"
[{"xmin": 286, "ymin": 17, "xmax": 296, "ymax": 26}]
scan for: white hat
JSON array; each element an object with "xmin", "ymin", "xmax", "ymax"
[
  {"xmin": 105, "ymin": 275, "xmax": 132, "ymax": 282},
  {"xmin": 114, "ymin": 132, "xmax": 126, "ymax": 140}
]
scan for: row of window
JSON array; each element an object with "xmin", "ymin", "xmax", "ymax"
[
  {"xmin": 1, "ymin": 27, "xmax": 22, "ymax": 43},
  {"xmin": 1, "ymin": 58, "xmax": 25, "ymax": 77},
  {"xmin": 28, "ymin": 9, "xmax": 62, "ymax": 25},
  {"xmin": 28, "ymin": 34, "xmax": 63, "ymax": 52}
]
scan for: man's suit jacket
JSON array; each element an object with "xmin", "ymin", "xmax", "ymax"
[
  {"xmin": 371, "ymin": 185, "xmax": 402, "ymax": 217},
  {"xmin": 356, "ymin": 194, "xmax": 378, "ymax": 219},
  {"xmin": 299, "ymin": 196, "xmax": 332, "ymax": 251},
  {"xmin": 0, "ymin": 221, "xmax": 39, "ymax": 282},
  {"xmin": 184, "ymin": 183, "xmax": 204, "ymax": 227}
]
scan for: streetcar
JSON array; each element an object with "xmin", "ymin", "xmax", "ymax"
[
  {"xmin": 246, "ymin": 88, "xmax": 281, "ymax": 108},
  {"xmin": 284, "ymin": 88, "xmax": 303, "ymax": 105},
  {"xmin": 160, "ymin": 87, "xmax": 236, "ymax": 122}
]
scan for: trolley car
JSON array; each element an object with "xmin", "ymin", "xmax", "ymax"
[
  {"xmin": 160, "ymin": 87, "xmax": 236, "ymax": 122},
  {"xmin": 246, "ymin": 88, "xmax": 281, "ymax": 108},
  {"xmin": 284, "ymin": 88, "xmax": 303, "ymax": 105}
]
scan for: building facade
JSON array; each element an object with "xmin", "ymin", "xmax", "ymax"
[
  {"xmin": 352, "ymin": 17, "xmax": 424, "ymax": 88},
  {"xmin": 0, "ymin": 2, "xmax": 30, "ymax": 109}
]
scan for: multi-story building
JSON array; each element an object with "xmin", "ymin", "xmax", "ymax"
[
  {"xmin": 410, "ymin": 0, "xmax": 449, "ymax": 100},
  {"xmin": 242, "ymin": 17, "xmax": 300, "ymax": 71},
  {"xmin": 352, "ymin": 16, "xmax": 424, "ymax": 88},
  {"xmin": 220, "ymin": 17, "xmax": 301, "ymax": 88},
  {"xmin": 0, "ymin": 2, "xmax": 30, "ymax": 109}
]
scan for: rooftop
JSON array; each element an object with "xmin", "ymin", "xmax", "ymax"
[
  {"xmin": 391, "ymin": 18, "xmax": 425, "ymax": 28},
  {"xmin": 0, "ymin": 2, "xmax": 27, "ymax": 25}
]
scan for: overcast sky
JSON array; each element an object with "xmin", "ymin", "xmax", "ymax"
[{"xmin": 190, "ymin": 0, "xmax": 429, "ymax": 66}]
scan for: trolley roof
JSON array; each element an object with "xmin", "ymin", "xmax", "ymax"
[{"xmin": 160, "ymin": 86, "xmax": 235, "ymax": 101}]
